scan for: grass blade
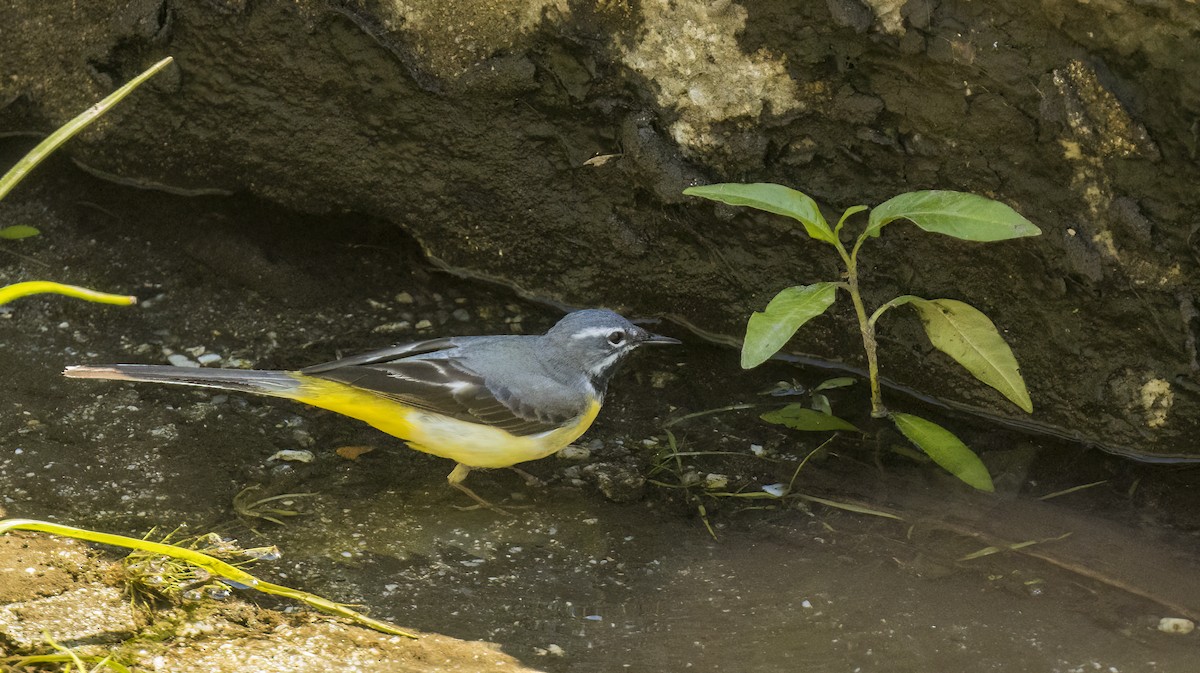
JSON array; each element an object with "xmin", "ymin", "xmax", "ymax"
[
  {"xmin": 0, "ymin": 56, "xmax": 173, "ymax": 201},
  {"xmin": 0, "ymin": 281, "xmax": 136, "ymax": 307},
  {"xmin": 0, "ymin": 518, "xmax": 415, "ymax": 638}
]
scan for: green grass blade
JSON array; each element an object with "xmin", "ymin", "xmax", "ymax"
[
  {"xmin": 0, "ymin": 281, "xmax": 137, "ymax": 307},
  {"xmin": 905, "ymin": 297, "xmax": 1033, "ymax": 413},
  {"xmin": 684, "ymin": 182, "xmax": 837, "ymax": 244},
  {"xmin": 865, "ymin": 190, "xmax": 1040, "ymax": 241},
  {"xmin": 742, "ymin": 282, "xmax": 837, "ymax": 368},
  {"xmin": 794, "ymin": 494, "xmax": 904, "ymax": 520},
  {"xmin": 959, "ymin": 532, "xmax": 1072, "ymax": 561},
  {"xmin": 891, "ymin": 413, "xmax": 994, "ymax": 492},
  {"xmin": 0, "ymin": 56, "xmax": 173, "ymax": 201},
  {"xmin": 0, "ymin": 518, "xmax": 416, "ymax": 638}
]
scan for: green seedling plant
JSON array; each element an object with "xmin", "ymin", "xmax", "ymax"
[
  {"xmin": 0, "ymin": 56, "xmax": 174, "ymax": 308},
  {"xmin": 684, "ymin": 183, "xmax": 1041, "ymax": 491}
]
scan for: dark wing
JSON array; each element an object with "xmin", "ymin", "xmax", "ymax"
[
  {"xmin": 306, "ymin": 357, "xmax": 579, "ymax": 437},
  {"xmin": 300, "ymin": 337, "xmax": 459, "ymax": 375}
]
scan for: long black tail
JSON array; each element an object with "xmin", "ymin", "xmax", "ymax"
[{"xmin": 63, "ymin": 365, "xmax": 301, "ymax": 398}]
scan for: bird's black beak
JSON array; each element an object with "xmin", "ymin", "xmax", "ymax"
[{"xmin": 641, "ymin": 332, "xmax": 681, "ymax": 345}]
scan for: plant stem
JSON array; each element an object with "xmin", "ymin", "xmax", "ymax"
[
  {"xmin": 835, "ymin": 240, "xmax": 886, "ymax": 417},
  {"xmin": 0, "ymin": 281, "xmax": 136, "ymax": 307}
]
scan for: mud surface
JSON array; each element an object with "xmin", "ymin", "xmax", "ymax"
[
  {"xmin": 1, "ymin": 158, "xmax": 1199, "ymax": 671},
  {"xmin": 1, "ymin": 0, "xmax": 1199, "ymax": 458}
]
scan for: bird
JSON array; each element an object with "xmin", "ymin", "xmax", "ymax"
[{"xmin": 64, "ymin": 309, "xmax": 680, "ymax": 510}]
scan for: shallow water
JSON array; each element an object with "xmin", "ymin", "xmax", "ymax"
[
  {"xmin": 259, "ymin": 467, "xmax": 1199, "ymax": 673},
  {"xmin": 1, "ymin": 152, "xmax": 1198, "ymax": 671}
]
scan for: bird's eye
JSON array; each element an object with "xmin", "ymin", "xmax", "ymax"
[{"xmin": 607, "ymin": 330, "xmax": 626, "ymax": 346}]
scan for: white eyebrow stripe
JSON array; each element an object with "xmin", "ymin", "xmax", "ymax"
[{"xmin": 571, "ymin": 326, "xmax": 620, "ymax": 340}]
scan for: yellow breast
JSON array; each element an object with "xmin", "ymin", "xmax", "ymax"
[{"xmin": 286, "ymin": 374, "xmax": 601, "ymax": 469}]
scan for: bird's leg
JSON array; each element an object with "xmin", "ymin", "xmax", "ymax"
[
  {"xmin": 447, "ymin": 463, "xmax": 514, "ymax": 516},
  {"xmin": 509, "ymin": 466, "xmax": 544, "ymax": 487}
]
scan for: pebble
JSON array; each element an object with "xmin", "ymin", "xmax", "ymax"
[
  {"xmin": 557, "ymin": 446, "xmax": 590, "ymax": 461},
  {"xmin": 704, "ymin": 473, "xmax": 729, "ymax": 490},
  {"xmin": 452, "ymin": 308, "xmax": 470, "ymax": 322},
  {"xmin": 761, "ymin": 483, "xmax": 787, "ymax": 497},
  {"xmin": 196, "ymin": 353, "xmax": 222, "ymax": 365},
  {"xmin": 395, "ymin": 292, "xmax": 414, "ymax": 304},
  {"xmin": 268, "ymin": 450, "xmax": 315, "ymax": 463},
  {"xmin": 414, "ymin": 319, "xmax": 433, "ymax": 330},
  {"xmin": 166, "ymin": 353, "xmax": 200, "ymax": 368},
  {"xmin": 372, "ymin": 321, "xmax": 411, "ymax": 334},
  {"xmin": 1158, "ymin": 617, "xmax": 1195, "ymax": 634}
]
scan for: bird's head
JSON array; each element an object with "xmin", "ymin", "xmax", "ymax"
[{"xmin": 541, "ymin": 309, "xmax": 680, "ymax": 389}]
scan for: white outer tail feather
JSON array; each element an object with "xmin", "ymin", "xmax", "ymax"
[{"xmin": 63, "ymin": 365, "xmax": 300, "ymax": 397}]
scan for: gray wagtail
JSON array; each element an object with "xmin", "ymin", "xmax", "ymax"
[{"xmin": 64, "ymin": 309, "xmax": 680, "ymax": 508}]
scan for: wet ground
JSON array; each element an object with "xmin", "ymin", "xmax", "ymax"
[{"xmin": 1, "ymin": 146, "xmax": 1199, "ymax": 671}]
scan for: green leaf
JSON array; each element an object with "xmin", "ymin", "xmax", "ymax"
[
  {"xmin": 864, "ymin": 190, "xmax": 1040, "ymax": 241},
  {"xmin": 810, "ymin": 393, "xmax": 832, "ymax": 415},
  {"xmin": 762, "ymin": 404, "xmax": 859, "ymax": 432},
  {"xmin": 741, "ymin": 282, "xmax": 838, "ymax": 368},
  {"xmin": 891, "ymin": 413, "xmax": 994, "ymax": 492},
  {"xmin": 904, "ymin": 297, "xmax": 1033, "ymax": 413},
  {"xmin": 835, "ymin": 205, "xmax": 868, "ymax": 236},
  {"xmin": 0, "ymin": 225, "xmax": 40, "ymax": 240},
  {"xmin": 813, "ymin": 376, "xmax": 856, "ymax": 392},
  {"xmin": 684, "ymin": 182, "xmax": 836, "ymax": 244}
]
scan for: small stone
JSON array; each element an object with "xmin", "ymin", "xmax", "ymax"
[
  {"xmin": 414, "ymin": 319, "xmax": 433, "ymax": 330},
  {"xmin": 749, "ymin": 443, "xmax": 766, "ymax": 456},
  {"xmin": 557, "ymin": 446, "xmax": 590, "ymax": 461},
  {"xmin": 372, "ymin": 321, "xmax": 412, "ymax": 334},
  {"xmin": 166, "ymin": 353, "xmax": 200, "ymax": 368},
  {"xmin": 762, "ymin": 483, "xmax": 787, "ymax": 497},
  {"xmin": 268, "ymin": 450, "xmax": 315, "ymax": 463},
  {"xmin": 452, "ymin": 308, "xmax": 470, "ymax": 322},
  {"xmin": 395, "ymin": 291, "xmax": 415, "ymax": 304},
  {"xmin": 649, "ymin": 371, "xmax": 677, "ymax": 389},
  {"xmin": 703, "ymin": 473, "xmax": 729, "ymax": 490},
  {"xmin": 585, "ymin": 462, "xmax": 646, "ymax": 503},
  {"xmin": 1158, "ymin": 617, "xmax": 1195, "ymax": 635},
  {"xmin": 197, "ymin": 353, "xmax": 222, "ymax": 365}
]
